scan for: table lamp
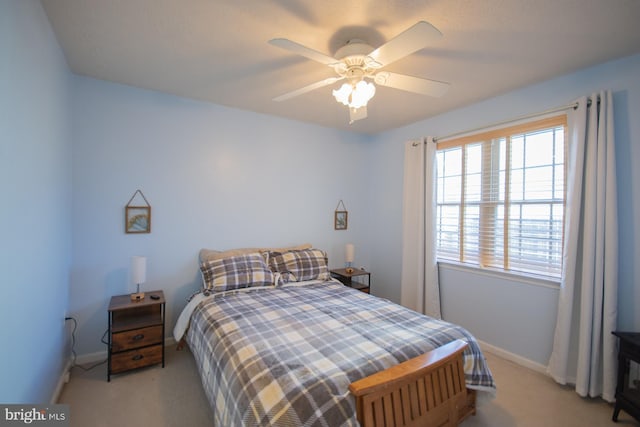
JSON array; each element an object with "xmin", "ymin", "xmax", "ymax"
[
  {"xmin": 345, "ymin": 243, "xmax": 355, "ymax": 273},
  {"xmin": 130, "ymin": 256, "xmax": 146, "ymax": 301}
]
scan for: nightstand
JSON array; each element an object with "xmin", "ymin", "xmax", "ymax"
[
  {"xmin": 612, "ymin": 331, "xmax": 640, "ymax": 423},
  {"xmin": 107, "ymin": 290, "xmax": 165, "ymax": 381},
  {"xmin": 331, "ymin": 268, "xmax": 371, "ymax": 293}
]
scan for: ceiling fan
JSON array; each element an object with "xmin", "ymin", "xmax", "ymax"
[{"xmin": 268, "ymin": 21, "xmax": 450, "ymax": 124}]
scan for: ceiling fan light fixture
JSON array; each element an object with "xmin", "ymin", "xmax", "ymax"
[
  {"xmin": 270, "ymin": 20, "xmax": 450, "ymax": 123},
  {"xmin": 332, "ymin": 80, "xmax": 376, "ymax": 109}
]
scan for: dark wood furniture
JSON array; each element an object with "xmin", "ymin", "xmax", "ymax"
[
  {"xmin": 612, "ymin": 331, "xmax": 640, "ymax": 423},
  {"xmin": 331, "ymin": 268, "xmax": 371, "ymax": 293},
  {"xmin": 108, "ymin": 290, "xmax": 165, "ymax": 381},
  {"xmin": 349, "ymin": 340, "xmax": 475, "ymax": 427}
]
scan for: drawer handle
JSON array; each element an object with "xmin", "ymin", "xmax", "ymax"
[
  {"xmin": 132, "ymin": 354, "xmax": 144, "ymax": 361},
  {"xmin": 132, "ymin": 334, "xmax": 144, "ymax": 341}
]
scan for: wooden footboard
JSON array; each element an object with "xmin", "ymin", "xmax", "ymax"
[{"xmin": 349, "ymin": 340, "xmax": 475, "ymax": 427}]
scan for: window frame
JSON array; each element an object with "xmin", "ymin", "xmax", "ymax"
[{"xmin": 435, "ymin": 115, "xmax": 568, "ymax": 280}]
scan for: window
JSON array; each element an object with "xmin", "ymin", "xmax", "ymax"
[{"xmin": 435, "ymin": 116, "xmax": 567, "ymax": 279}]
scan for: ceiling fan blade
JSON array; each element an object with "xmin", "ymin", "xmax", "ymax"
[
  {"xmin": 273, "ymin": 77, "xmax": 343, "ymax": 102},
  {"xmin": 269, "ymin": 38, "xmax": 338, "ymax": 66},
  {"xmin": 349, "ymin": 106, "xmax": 368, "ymax": 124},
  {"xmin": 367, "ymin": 21, "xmax": 442, "ymax": 67},
  {"xmin": 375, "ymin": 72, "xmax": 450, "ymax": 97}
]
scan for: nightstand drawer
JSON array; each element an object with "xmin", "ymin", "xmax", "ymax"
[
  {"xmin": 112, "ymin": 325, "xmax": 163, "ymax": 352},
  {"xmin": 110, "ymin": 344, "xmax": 163, "ymax": 373},
  {"xmin": 620, "ymin": 340, "xmax": 640, "ymax": 362}
]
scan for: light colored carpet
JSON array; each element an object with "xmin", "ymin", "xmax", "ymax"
[{"xmin": 58, "ymin": 347, "xmax": 639, "ymax": 427}]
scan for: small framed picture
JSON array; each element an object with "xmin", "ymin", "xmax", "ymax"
[
  {"xmin": 126, "ymin": 206, "xmax": 151, "ymax": 234},
  {"xmin": 334, "ymin": 210, "xmax": 348, "ymax": 230}
]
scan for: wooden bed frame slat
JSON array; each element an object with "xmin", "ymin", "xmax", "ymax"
[
  {"xmin": 401, "ymin": 384, "xmax": 412, "ymax": 421},
  {"xmin": 349, "ymin": 340, "xmax": 474, "ymax": 427}
]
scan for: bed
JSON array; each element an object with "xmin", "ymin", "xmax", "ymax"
[{"xmin": 174, "ymin": 246, "xmax": 495, "ymax": 426}]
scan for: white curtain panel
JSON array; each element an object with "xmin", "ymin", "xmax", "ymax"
[
  {"xmin": 400, "ymin": 138, "xmax": 441, "ymax": 319},
  {"xmin": 548, "ymin": 91, "xmax": 618, "ymax": 401}
]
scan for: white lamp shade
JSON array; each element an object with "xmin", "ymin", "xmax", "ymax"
[
  {"xmin": 131, "ymin": 256, "xmax": 146, "ymax": 285},
  {"xmin": 350, "ymin": 81, "xmax": 375, "ymax": 109},
  {"xmin": 345, "ymin": 244, "xmax": 355, "ymax": 263},
  {"xmin": 332, "ymin": 83, "xmax": 352, "ymax": 106}
]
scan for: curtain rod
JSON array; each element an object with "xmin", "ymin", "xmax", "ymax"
[{"xmin": 432, "ymin": 100, "xmax": 583, "ymax": 144}]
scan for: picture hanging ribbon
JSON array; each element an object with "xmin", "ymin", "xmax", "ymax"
[{"xmin": 126, "ymin": 189, "xmax": 150, "ymax": 208}]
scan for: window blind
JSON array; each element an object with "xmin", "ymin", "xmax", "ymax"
[{"xmin": 436, "ymin": 116, "xmax": 567, "ymax": 278}]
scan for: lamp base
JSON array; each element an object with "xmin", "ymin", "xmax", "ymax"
[
  {"xmin": 130, "ymin": 292, "xmax": 145, "ymax": 302},
  {"xmin": 345, "ymin": 267, "xmax": 354, "ymax": 274}
]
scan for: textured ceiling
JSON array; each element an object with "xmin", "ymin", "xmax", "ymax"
[{"xmin": 41, "ymin": 0, "xmax": 640, "ymax": 134}]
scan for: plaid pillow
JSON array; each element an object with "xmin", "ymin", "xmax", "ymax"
[
  {"xmin": 268, "ymin": 249, "xmax": 331, "ymax": 283},
  {"xmin": 200, "ymin": 252, "xmax": 274, "ymax": 292}
]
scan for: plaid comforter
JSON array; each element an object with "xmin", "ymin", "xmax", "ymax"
[{"xmin": 185, "ymin": 280, "xmax": 495, "ymax": 427}]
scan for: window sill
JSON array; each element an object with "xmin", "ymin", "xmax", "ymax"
[{"xmin": 437, "ymin": 260, "xmax": 560, "ymax": 290}]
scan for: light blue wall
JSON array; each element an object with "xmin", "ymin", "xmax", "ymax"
[
  {"xmin": 0, "ymin": 0, "xmax": 72, "ymax": 402},
  {"xmin": 70, "ymin": 77, "xmax": 371, "ymax": 355},
  {"xmin": 3, "ymin": 0, "xmax": 639, "ymax": 396},
  {"xmin": 368, "ymin": 53, "xmax": 640, "ymax": 366}
]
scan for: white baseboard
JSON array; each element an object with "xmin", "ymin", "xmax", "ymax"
[
  {"xmin": 75, "ymin": 349, "xmax": 107, "ymax": 365},
  {"xmin": 477, "ymin": 339, "xmax": 549, "ymax": 376},
  {"xmin": 51, "ymin": 358, "xmax": 73, "ymax": 404}
]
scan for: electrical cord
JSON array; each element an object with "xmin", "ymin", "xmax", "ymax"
[{"xmin": 65, "ymin": 316, "xmax": 108, "ymax": 372}]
